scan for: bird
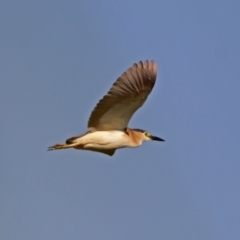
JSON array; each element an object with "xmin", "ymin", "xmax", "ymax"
[{"xmin": 48, "ymin": 60, "xmax": 164, "ymax": 156}]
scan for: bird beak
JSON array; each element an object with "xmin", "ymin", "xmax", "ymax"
[{"xmin": 150, "ymin": 135, "xmax": 165, "ymax": 141}]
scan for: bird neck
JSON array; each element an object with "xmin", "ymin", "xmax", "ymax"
[{"xmin": 125, "ymin": 128, "xmax": 143, "ymax": 147}]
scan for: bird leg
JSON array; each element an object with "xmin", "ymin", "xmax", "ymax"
[{"xmin": 48, "ymin": 142, "xmax": 80, "ymax": 151}]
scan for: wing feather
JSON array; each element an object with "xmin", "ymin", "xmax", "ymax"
[{"xmin": 88, "ymin": 60, "xmax": 157, "ymax": 131}]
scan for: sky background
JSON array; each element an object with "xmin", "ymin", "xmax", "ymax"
[{"xmin": 1, "ymin": 1, "xmax": 240, "ymax": 239}]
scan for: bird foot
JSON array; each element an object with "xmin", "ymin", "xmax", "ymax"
[{"xmin": 48, "ymin": 144, "xmax": 65, "ymax": 151}]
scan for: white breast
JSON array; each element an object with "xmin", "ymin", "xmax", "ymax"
[{"xmin": 73, "ymin": 131, "xmax": 134, "ymax": 150}]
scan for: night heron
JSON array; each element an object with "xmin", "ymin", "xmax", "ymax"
[{"xmin": 48, "ymin": 60, "xmax": 164, "ymax": 156}]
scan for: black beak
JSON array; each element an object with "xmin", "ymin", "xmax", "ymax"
[{"xmin": 150, "ymin": 135, "xmax": 165, "ymax": 142}]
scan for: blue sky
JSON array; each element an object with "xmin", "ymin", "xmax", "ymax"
[{"xmin": 1, "ymin": 1, "xmax": 240, "ymax": 239}]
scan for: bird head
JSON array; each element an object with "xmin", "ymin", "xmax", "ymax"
[{"xmin": 132, "ymin": 129, "xmax": 165, "ymax": 142}]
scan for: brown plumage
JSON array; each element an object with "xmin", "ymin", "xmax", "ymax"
[{"xmin": 87, "ymin": 60, "xmax": 157, "ymax": 131}]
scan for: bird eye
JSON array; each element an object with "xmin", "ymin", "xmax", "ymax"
[{"xmin": 145, "ymin": 132, "xmax": 149, "ymax": 137}]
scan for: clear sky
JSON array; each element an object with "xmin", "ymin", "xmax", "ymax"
[{"xmin": 1, "ymin": 1, "xmax": 240, "ymax": 239}]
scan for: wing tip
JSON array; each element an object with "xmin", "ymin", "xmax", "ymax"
[{"xmin": 135, "ymin": 60, "xmax": 157, "ymax": 77}]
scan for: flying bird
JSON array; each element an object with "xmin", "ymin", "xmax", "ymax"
[{"xmin": 48, "ymin": 60, "xmax": 164, "ymax": 156}]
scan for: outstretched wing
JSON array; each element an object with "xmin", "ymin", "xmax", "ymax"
[{"xmin": 88, "ymin": 60, "xmax": 157, "ymax": 131}]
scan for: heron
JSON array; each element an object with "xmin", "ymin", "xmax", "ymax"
[{"xmin": 48, "ymin": 60, "xmax": 164, "ymax": 156}]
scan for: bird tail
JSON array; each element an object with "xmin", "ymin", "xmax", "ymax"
[{"xmin": 65, "ymin": 132, "xmax": 89, "ymax": 144}]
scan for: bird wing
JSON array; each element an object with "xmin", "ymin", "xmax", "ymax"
[{"xmin": 87, "ymin": 60, "xmax": 157, "ymax": 131}]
